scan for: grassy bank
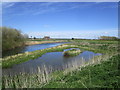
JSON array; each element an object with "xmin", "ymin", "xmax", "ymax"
[
  {"xmin": 25, "ymin": 40, "xmax": 69, "ymax": 46},
  {"xmin": 43, "ymin": 54, "xmax": 119, "ymax": 88},
  {"xmin": 70, "ymin": 39, "xmax": 118, "ymax": 54},
  {"xmin": 2, "ymin": 39, "xmax": 118, "ymax": 68},
  {"xmin": 2, "ymin": 44, "xmax": 78, "ymax": 68},
  {"xmin": 2, "ymin": 53, "xmax": 119, "ymax": 88},
  {"xmin": 2, "ymin": 39, "xmax": 119, "ymax": 88}
]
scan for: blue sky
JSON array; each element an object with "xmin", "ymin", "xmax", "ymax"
[{"xmin": 2, "ymin": 2, "xmax": 118, "ymax": 39}]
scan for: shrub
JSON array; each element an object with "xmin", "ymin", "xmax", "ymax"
[{"xmin": 1, "ymin": 27, "xmax": 28, "ymax": 51}]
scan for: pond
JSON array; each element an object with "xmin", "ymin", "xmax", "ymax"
[
  {"xmin": 2, "ymin": 42, "xmax": 68, "ymax": 57},
  {"xmin": 3, "ymin": 50, "xmax": 102, "ymax": 75}
]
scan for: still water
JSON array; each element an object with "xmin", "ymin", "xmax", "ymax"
[
  {"xmin": 3, "ymin": 42, "xmax": 67, "ymax": 57},
  {"xmin": 3, "ymin": 50, "xmax": 102, "ymax": 75}
]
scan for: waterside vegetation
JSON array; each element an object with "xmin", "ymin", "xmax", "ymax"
[
  {"xmin": 25, "ymin": 40, "xmax": 68, "ymax": 46},
  {"xmin": 2, "ymin": 44, "xmax": 78, "ymax": 68},
  {"xmin": 63, "ymin": 49, "xmax": 82, "ymax": 57},
  {"xmin": 2, "ymin": 38, "xmax": 119, "ymax": 88},
  {"xmin": 2, "ymin": 39, "xmax": 118, "ymax": 69},
  {"xmin": 2, "ymin": 52, "xmax": 119, "ymax": 88}
]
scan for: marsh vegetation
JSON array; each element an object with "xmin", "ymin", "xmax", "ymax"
[
  {"xmin": 2, "ymin": 38, "xmax": 119, "ymax": 88},
  {"xmin": 63, "ymin": 48, "xmax": 82, "ymax": 57}
]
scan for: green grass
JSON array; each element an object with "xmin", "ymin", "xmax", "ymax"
[
  {"xmin": 2, "ymin": 40, "xmax": 118, "ymax": 68},
  {"xmin": 2, "ymin": 44, "xmax": 79, "ymax": 68},
  {"xmin": 63, "ymin": 49, "xmax": 82, "ymax": 57},
  {"xmin": 42, "ymin": 54, "xmax": 119, "ymax": 88},
  {"xmin": 70, "ymin": 39, "xmax": 118, "ymax": 54},
  {"xmin": 2, "ymin": 54, "xmax": 119, "ymax": 88},
  {"xmin": 2, "ymin": 39, "xmax": 119, "ymax": 88}
]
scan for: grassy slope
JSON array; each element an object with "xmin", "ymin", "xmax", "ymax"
[{"xmin": 43, "ymin": 54, "xmax": 119, "ymax": 88}]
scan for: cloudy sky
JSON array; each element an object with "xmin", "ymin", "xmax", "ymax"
[{"xmin": 2, "ymin": 2, "xmax": 118, "ymax": 39}]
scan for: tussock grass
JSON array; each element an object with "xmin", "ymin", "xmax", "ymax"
[
  {"xmin": 2, "ymin": 65, "xmax": 52, "ymax": 88},
  {"xmin": 63, "ymin": 49, "xmax": 82, "ymax": 57}
]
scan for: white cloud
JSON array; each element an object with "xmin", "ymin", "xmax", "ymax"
[
  {"xmin": 26, "ymin": 29, "xmax": 118, "ymax": 39},
  {"xmin": 2, "ymin": 2, "xmax": 15, "ymax": 8},
  {"xmin": 33, "ymin": 6, "xmax": 56, "ymax": 15},
  {"xmin": 2, "ymin": 2, "xmax": 58, "ymax": 16},
  {"xmin": 2, "ymin": 2, "xmax": 118, "ymax": 16}
]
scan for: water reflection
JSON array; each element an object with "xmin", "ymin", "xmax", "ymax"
[
  {"xmin": 3, "ymin": 50, "xmax": 102, "ymax": 75},
  {"xmin": 2, "ymin": 42, "xmax": 67, "ymax": 57}
]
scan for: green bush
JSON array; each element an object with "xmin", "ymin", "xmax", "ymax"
[{"xmin": 1, "ymin": 27, "xmax": 28, "ymax": 51}]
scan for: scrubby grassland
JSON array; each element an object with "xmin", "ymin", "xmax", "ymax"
[{"xmin": 2, "ymin": 39, "xmax": 119, "ymax": 88}]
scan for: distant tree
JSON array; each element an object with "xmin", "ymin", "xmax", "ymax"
[
  {"xmin": 34, "ymin": 37, "xmax": 36, "ymax": 39},
  {"xmin": 72, "ymin": 38, "xmax": 74, "ymax": 40}
]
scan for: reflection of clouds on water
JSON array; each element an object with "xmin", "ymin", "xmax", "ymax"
[{"xmin": 3, "ymin": 50, "xmax": 102, "ymax": 75}]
